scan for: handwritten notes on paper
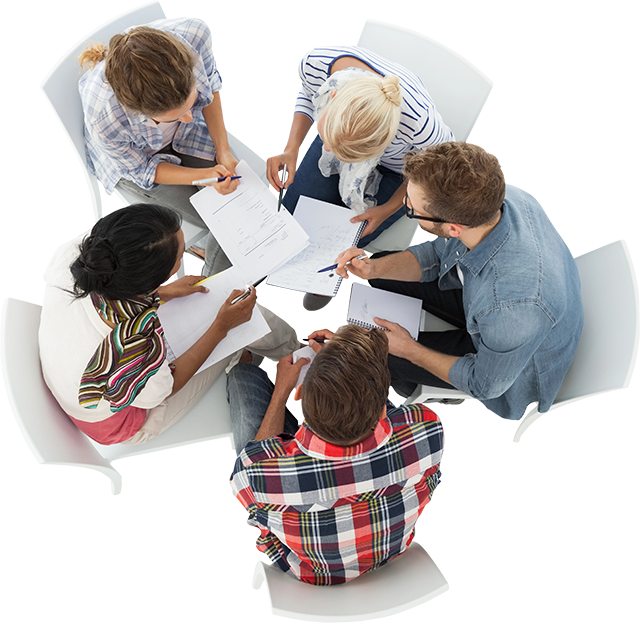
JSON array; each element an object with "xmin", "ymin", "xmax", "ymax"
[
  {"xmin": 267, "ymin": 196, "xmax": 365, "ymax": 296},
  {"xmin": 190, "ymin": 161, "xmax": 309, "ymax": 284}
]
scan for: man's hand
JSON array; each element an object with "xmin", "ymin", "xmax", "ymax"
[
  {"xmin": 274, "ymin": 353, "xmax": 310, "ymax": 396},
  {"xmin": 373, "ymin": 317, "xmax": 416, "ymax": 358},
  {"xmin": 307, "ymin": 329, "xmax": 335, "ymax": 353},
  {"xmin": 350, "ymin": 204, "xmax": 389, "ymax": 239},
  {"xmin": 157, "ymin": 275, "xmax": 209, "ymax": 302},
  {"xmin": 266, "ymin": 150, "xmax": 298, "ymax": 191},
  {"xmin": 335, "ymin": 247, "xmax": 377, "ymax": 280}
]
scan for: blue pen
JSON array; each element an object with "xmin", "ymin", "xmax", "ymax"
[
  {"xmin": 191, "ymin": 175, "xmax": 242, "ymax": 185},
  {"xmin": 317, "ymin": 254, "xmax": 368, "ymax": 273}
]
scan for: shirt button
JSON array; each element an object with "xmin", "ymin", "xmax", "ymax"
[{"xmin": 444, "ymin": 263, "xmax": 448, "ymax": 268}]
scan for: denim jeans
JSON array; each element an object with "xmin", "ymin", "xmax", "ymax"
[
  {"xmin": 227, "ymin": 363, "xmax": 300, "ymax": 455},
  {"xmin": 282, "ymin": 135, "xmax": 406, "ymax": 248},
  {"xmin": 370, "ymin": 252, "xmax": 476, "ymax": 397}
]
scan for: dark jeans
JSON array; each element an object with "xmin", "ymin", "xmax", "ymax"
[
  {"xmin": 370, "ymin": 252, "xmax": 476, "ymax": 397},
  {"xmin": 282, "ymin": 135, "xmax": 406, "ymax": 248},
  {"xmin": 226, "ymin": 363, "xmax": 300, "ymax": 455}
]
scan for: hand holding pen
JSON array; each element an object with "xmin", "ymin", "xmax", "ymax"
[
  {"xmin": 192, "ymin": 164, "xmax": 241, "ymax": 195},
  {"xmin": 277, "ymin": 164, "xmax": 288, "ymax": 212},
  {"xmin": 334, "ymin": 247, "xmax": 376, "ymax": 280}
]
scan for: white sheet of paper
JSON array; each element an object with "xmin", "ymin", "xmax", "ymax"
[
  {"xmin": 267, "ymin": 196, "xmax": 365, "ymax": 296},
  {"xmin": 347, "ymin": 282, "xmax": 422, "ymax": 340},
  {"xmin": 293, "ymin": 345, "xmax": 317, "ymax": 386},
  {"xmin": 157, "ymin": 267, "xmax": 270, "ymax": 373},
  {"xmin": 189, "ymin": 161, "xmax": 309, "ymax": 284}
]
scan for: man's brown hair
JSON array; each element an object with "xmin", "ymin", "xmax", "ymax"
[
  {"xmin": 301, "ymin": 325, "xmax": 390, "ymax": 446},
  {"xmin": 79, "ymin": 27, "xmax": 196, "ymax": 117},
  {"xmin": 404, "ymin": 142, "xmax": 505, "ymax": 227}
]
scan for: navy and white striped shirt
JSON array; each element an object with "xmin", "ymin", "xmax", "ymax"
[{"xmin": 295, "ymin": 46, "xmax": 455, "ymax": 172}]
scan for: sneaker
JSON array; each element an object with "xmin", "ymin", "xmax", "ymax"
[{"xmin": 303, "ymin": 293, "xmax": 331, "ymax": 311}]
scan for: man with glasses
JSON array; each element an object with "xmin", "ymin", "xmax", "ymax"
[{"xmin": 335, "ymin": 142, "xmax": 583, "ymax": 421}]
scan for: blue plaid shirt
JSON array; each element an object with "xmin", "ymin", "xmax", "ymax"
[{"xmin": 79, "ymin": 18, "xmax": 222, "ymax": 193}]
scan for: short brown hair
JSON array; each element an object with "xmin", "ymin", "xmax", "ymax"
[
  {"xmin": 403, "ymin": 142, "xmax": 505, "ymax": 227},
  {"xmin": 301, "ymin": 325, "xmax": 390, "ymax": 446},
  {"xmin": 79, "ymin": 27, "xmax": 196, "ymax": 117}
]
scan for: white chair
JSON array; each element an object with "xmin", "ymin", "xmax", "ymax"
[
  {"xmin": 2, "ymin": 299, "xmax": 236, "ymax": 623},
  {"xmin": 1, "ymin": 298, "xmax": 234, "ymax": 495},
  {"xmin": 513, "ymin": 240, "xmax": 639, "ymax": 441},
  {"xmin": 42, "ymin": 2, "xmax": 266, "ymax": 248},
  {"xmin": 358, "ymin": 20, "xmax": 493, "ymax": 254},
  {"xmin": 40, "ymin": 3, "xmax": 163, "ymax": 223},
  {"xmin": 253, "ymin": 541, "xmax": 448, "ymax": 621}
]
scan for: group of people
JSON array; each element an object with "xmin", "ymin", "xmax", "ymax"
[{"xmin": 37, "ymin": 16, "xmax": 583, "ymax": 585}]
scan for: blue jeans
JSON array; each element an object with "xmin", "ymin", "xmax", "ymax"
[
  {"xmin": 227, "ymin": 363, "xmax": 300, "ymax": 455},
  {"xmin": 282, "ymin": 135, "xmax": 405, "ymax": 248}
]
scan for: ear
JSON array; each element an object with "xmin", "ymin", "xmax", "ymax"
[
  {"xmin": 446, "ymin": 223, "xmax": 465, "ymax": 238},
  {"xmin": 330, "ymin": 89, "xmax": 337, "ymax": 99},
  {"xmin": 294, "ymin": 384, "xmax": 303, "ymax": 401}
]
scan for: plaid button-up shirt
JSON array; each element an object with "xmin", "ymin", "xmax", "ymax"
[
  {"xmin": 79, "ymin": 18, "xmax": 222, "ymax": 193},
  {"xmin": 231, "ymin": 403, "xmax": 444, "ymax": 585}
]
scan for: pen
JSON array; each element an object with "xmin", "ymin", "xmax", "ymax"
[
  {"xmin": 192, "ymin": 175, "xmax": 242, "ymax": 185},
  {"xmin": 317, "ymin": 254, "xmax": 368, "ymax": 274},
  {"xmin": 303, "ymin": 337, "xmax": 326, "ymax": 343},
  {"xmin": 277, "ymin": 165, "xmax": 287, "ymax": 212},
  {"xmin": 231, "ymin": 277, "xmax": 266, "ymax": 305}
]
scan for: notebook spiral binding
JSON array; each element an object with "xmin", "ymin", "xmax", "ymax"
[
  {"xmin": 347, "ymin": 318, "xmax": 388, "ymax": 331},
  {"xmin": 331, "ymin": 220, "xmax": 367, "ymax": 296}
]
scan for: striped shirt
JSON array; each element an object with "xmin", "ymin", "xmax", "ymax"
[
  {"xmin": 231, "ymin": 404, "xmax": 444, "ymax": 585},
  {"xmin": 79, "ymin": 18, "xmax": 223, "ymax": 193},
  {"xmin": 295, "ymin": 46, "xmax": 455, "ymax": 172}
]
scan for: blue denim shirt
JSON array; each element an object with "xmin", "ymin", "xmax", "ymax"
[{"xmin": 408, "ymin": 185, "xmax": 583, "ymax": 420}]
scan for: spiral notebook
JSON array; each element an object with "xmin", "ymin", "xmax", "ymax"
[
  {"xmin": 266, "ymin": 196, "xmax": 366, "ymax": 297},
  {"xmin": 347, "ymin": 283, "xmax": 422, "ymax": 340}
]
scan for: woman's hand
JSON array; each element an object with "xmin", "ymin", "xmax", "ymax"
[
  {"xmin": 157, "ymin": 275, "xmax": 209, "ymax": 302},
  {"xmin": 266, "ymin": 150, "xmax": 298, "ymax": 192},
  {"xmin": 215, "ymin": 150, "xmax": 239, "ymax": 176},
  {"xmin": 335, "ymin": 247, "xmax": 377, "ymax": 280},
  {"xmin": 350, "ymin": 204, "xmax": 390, "ymax": 239},
  {"xmin": 199, "ymin": 163, "xmax": 240, "ymax": 195},
  {"xmin": 213, "ymin": 287, "xmax": 257, "ymax": 335}
]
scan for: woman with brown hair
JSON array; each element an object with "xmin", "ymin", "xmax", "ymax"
[{"xmin": 79, "ymin": 17, "xmax": 238, "ymax": 276}]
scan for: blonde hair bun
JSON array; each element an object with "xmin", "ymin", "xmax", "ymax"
[
  {"xmin": 380, "ymin": 74, "xmax": 402, "ymax": 106},
  {"xmin": 323, "ymin": 72, "xmax": 403, "ymax": 162}
]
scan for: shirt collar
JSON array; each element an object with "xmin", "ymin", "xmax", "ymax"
[
  {"xmin": 294, "ymin": 415, "xmax": 393, "ymax": 460},
  {"xmin": 459, "ymin": 201, "xmax": 511, "ymax": 277}
]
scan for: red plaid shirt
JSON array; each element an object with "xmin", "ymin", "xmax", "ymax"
[{"xmin": 230, "ymin": 403, "xmax": 444, "ymax": 585}]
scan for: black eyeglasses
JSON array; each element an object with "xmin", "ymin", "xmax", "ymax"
[{"xmin": 403, "ymin": 193, "xmax": 469, "ymax": 227}]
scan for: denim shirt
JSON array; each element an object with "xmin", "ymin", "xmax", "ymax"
[{"xmin": 408, "ymin": 185, "xmax": 583, "ymax": 420}]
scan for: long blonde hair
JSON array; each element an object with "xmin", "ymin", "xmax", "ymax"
[
  {"xmin": 79, "ymin": 26, "xmax": 197, "ymax": 116},
  {"xmin": 322, "ymin": 73, "xmax": 402, "ymax": 162}
]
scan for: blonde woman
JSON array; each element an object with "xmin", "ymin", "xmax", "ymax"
[
  {"xmin": 79, "ymin": 18, "xmax": 238, "ymax": 277},
  {"xmin": 267, "ymin": 46, "xmax": 454, "ymax": 309}
]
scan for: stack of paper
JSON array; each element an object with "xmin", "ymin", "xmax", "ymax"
[{"xmin": 190, "ymin": 161, "xmax": 310, "ymax": 284}]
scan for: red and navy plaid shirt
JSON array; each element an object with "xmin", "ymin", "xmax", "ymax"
[{"xmin": 230, "ymin": 403, "xmax": 444, "ymax": 585}]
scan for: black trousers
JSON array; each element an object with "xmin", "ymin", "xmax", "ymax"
[{"xmin": 369, "ymin": 252, "xmax": 476, "ymax": 397}]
